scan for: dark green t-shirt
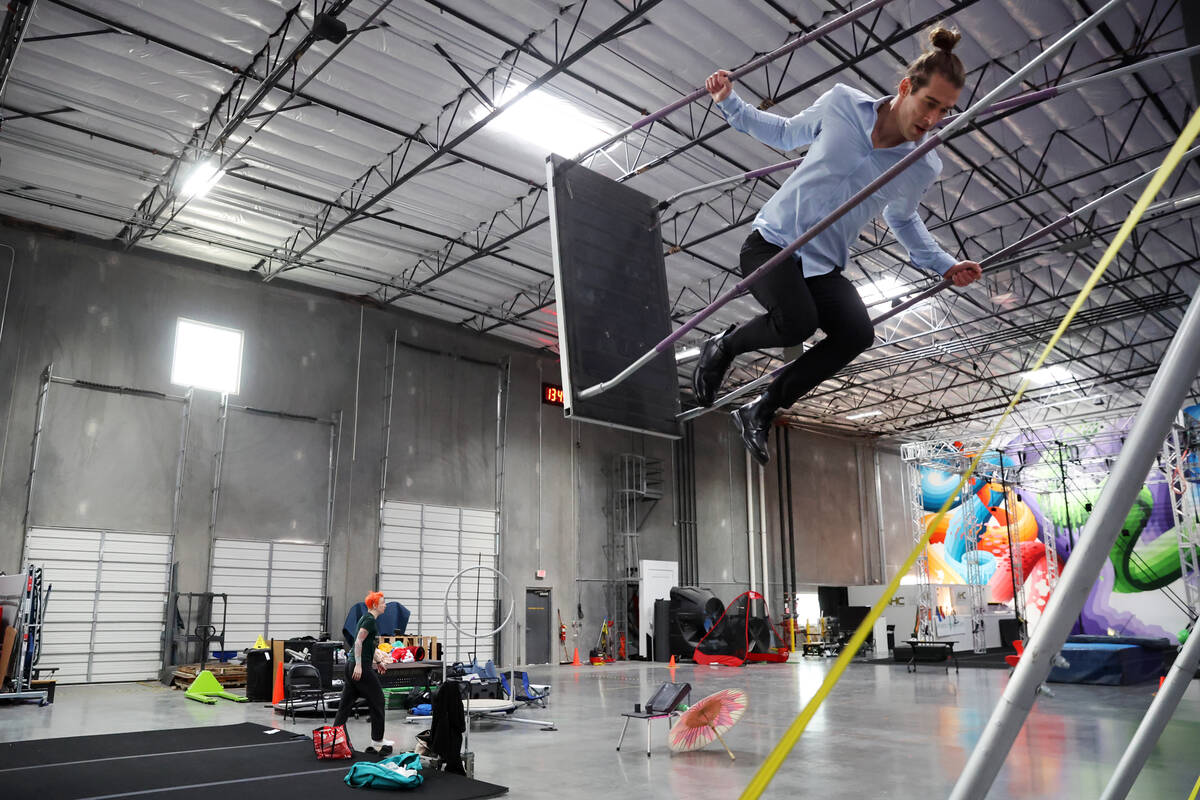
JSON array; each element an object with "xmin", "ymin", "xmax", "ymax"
[{"xmin": 347, "ymin": 613, "xmax": 378, "ymax": 670}]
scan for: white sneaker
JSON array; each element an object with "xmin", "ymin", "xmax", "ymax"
[{"xmin": 367, "ymin": 738, "xmax": 394, "ymax": 753}]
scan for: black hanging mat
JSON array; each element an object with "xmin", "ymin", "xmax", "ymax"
[
  {"xmin": 0, "ymin": 723, "xmax": 506, "ymax": 800},
  {"xmin": 546, "ymin": 154, "xmax": 681, "ymax": 439}
]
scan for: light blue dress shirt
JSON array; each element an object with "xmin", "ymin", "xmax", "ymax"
[{"xmin": 716, "ymin": 83, "xmax": 957, "ymax": 278}]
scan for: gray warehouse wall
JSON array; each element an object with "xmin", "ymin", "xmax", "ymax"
[{"xmin": 0, "ymin": 222, "xmax": 889, "ymax": 666}]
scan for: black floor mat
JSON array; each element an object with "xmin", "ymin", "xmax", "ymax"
[
  {"xmin": 0, "ymin": 722, "xmax": 306, "ymax": 769},
  {"xmin": 1, "ymin": 723, "xmax": 506, "ymax": 800},
  {"xmin": 133, "ymin": 765, "xmax": 508, "ymax": 800}
]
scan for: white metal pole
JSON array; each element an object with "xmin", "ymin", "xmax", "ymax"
[
  {"xmin": 1097, "ymin": 622, "xmax": 1200, "ymax": 800},
  {"xmin": 746, "ymin": 450, "xmax": 758, "ymax": 596},
  {"xmin": 759, "ymin": 464, "xmax": 770, "ymax": 611},
  {"xmin": 949, "ymin": 289, "xmax": 1200, "ymax": 800}
]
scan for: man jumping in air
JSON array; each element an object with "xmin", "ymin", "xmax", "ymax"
[{"xmin": 693, "ymin": 26, "xmax": 982, "ymax": 464}]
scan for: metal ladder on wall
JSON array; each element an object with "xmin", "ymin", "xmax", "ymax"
[{"xmin": 607, "ymin": 454, "xmax": 663, "ymax": 658}]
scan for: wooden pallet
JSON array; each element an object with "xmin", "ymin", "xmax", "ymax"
[{"xmin": 171, "ymin": 663, "xmax": 246, "ymax": 689}]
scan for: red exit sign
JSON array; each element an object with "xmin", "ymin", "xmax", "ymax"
[{"xmin": 542, "ymin": 383, "xmax": 564, "ymax": 406}]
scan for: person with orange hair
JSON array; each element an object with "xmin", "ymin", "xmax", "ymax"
[{"xmin": 333, "ymin": 590, "xmax": 393, "ymax": 753}]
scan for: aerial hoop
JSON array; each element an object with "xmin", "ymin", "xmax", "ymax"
[
  {"xmin": 442, "ymin": 564, "xmax": 513, "ymax": 642},
  {"xmin": 439, "ymin": 566, "xmax": 558, "ymax": 733}
]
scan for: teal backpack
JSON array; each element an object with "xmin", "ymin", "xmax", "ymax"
[{"xmin": 344, "ymin": 752, "xmax": 424, "ymax": 789}]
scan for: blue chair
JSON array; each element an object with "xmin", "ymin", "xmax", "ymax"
[{"xmin": 498, "ymin": 671, "xmax": 550, "ymax": 708}]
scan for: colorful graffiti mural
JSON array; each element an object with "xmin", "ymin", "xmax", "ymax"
[{"xmin": 917, "ymin": 406, "xmax": 1199, "ymax": 643}]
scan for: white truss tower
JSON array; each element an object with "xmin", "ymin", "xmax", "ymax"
[
  {"xmin": 1162, "ymin": 417, "xmax": 1200, "ymax": 617},
  {"xmin": 905, "ymin": 457, "xmax": 935, "ymax": 641}
]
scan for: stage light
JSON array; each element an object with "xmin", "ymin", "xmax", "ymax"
[
  {"xmin": 313, "ymin": 12, "xmax": 347, "ymax": 43},
  {"xmin": 179, "ymin": 159, "xmax": 225, "ymax": 200}
]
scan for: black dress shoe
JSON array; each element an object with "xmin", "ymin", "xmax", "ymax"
[
  {"xmin": 691, "ymin": 325, "xmax": 735, "ymax": 407},
  {"xmin": 731, "ymin": 396, "xmax": 774, "ymax": 465}
]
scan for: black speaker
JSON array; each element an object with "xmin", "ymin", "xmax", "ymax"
[
  {"xmin": 653, "ymin": 599, "xmax": 670, "ymax": 662},
  {"xmin": 244, "ymin": 649, "xmax": 272, "ymax": 702},
  {"xmin": 999, "ymin": 618, "xmax": 1023, "ymax": 650}
]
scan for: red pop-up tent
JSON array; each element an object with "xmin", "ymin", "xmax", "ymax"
[{"xmin": 693, "ymin": 590, "xmax": 790, "ymax": 666}]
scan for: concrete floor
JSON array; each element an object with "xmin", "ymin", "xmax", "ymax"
[{"xmin": 2, "ymin": 659, "xmax": 1198, "ymax": 799}]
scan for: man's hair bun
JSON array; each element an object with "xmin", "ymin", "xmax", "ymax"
[{"xmin": 929, "ymin": 26, "xmax": 962, "ymax": 53}]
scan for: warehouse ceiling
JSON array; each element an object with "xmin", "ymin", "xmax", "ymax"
[{"xmin": 1, "ymin": 0, "xmax": 1198, "ymax": 443}]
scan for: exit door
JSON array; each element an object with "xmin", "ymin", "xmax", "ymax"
[{"xmin": 525, "ymin": 588, "xmax": 551, "ymax": 664}]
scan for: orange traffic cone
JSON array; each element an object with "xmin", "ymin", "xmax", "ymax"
[
  {"xmin": 571, "ymin": 648, "xmax": 581, "ymax": 666},
  {"xmin": 272, "ymin": 660, "xmax": 285, "ymax": 705},
  {"xmin": 668, "ymin": 655, "xmax": 676, "ymax": 668}
]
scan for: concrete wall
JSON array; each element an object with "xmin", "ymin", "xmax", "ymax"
[{"xmin": 0, "ymin": 222, "xmax": 890, "ymax": 665}]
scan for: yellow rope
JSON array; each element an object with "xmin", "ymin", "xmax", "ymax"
[
  {"xmin": 739, "ymin": 104, "xmax": 1200, "ymax": 800},
  {"xmin": 1188, "ymin": 773, "xmax": 1200, "ymax": 800}
]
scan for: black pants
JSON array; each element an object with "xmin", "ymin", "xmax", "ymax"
[
  {"xmin": 724, "ymin": 230, "xmax": 874, "ymax": 411},
  {"xmin": 333, "ymin": 663, "xmax": 386, "ymax": 741}
]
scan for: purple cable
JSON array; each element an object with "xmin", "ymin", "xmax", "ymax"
[
  {"xmin": 580, "ymin": 0, "xmax": 898, "ymax": 159},
  {"xmin": 654, "ymin": 138, "xmax": 939, "ymax": 352}
]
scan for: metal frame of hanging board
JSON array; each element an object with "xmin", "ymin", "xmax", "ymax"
[
  {"xmin": 206, "ymin": 396, "xmax": 338, "ymax": 640},
  {"xmin": 379, "ymin": 502, "xmax": 498, "ymax": 662},
  {"xmin": 19, "ymin": 365, "xmax": 191, "ymax": 683},
  {"xmin": 208, "ymin": 537, "xmax": 328, "ymax": 648},
  {"xmin": 376, "ymin": 335, "xmax": 507, "ymax": 663}
]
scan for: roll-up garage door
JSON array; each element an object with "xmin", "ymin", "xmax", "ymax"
[
  {"xmin": 27, "ymin": 528, "xmax": 171, "ymax": 683},
  {"xmin": 209, "ymin": 538, "xmax": 327, "ymax": 649},
  {"xmin": 379, "ymin": 502, "xmax": 498, "ymax": 662}
]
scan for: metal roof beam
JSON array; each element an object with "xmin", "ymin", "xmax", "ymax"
[
  {"xmin": 0, "ymin": 0, "xmax": 36, "ymax": 103},
  {"xmin": 257, "ymin": 0, "xmax": 668, "ymax": 280}
]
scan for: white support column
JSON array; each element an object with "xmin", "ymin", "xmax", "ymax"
[{"xmin": 746, "ymin": 451, "xmax": 758, "ymax": 597}]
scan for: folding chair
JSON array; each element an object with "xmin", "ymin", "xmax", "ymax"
[
  {"xmin": 498, "ymin": 671, "xmax": 550, "ymax": 708},
  {"xmin": 284, "ymin": 662, "xmax": 328, "ymax": 724}
]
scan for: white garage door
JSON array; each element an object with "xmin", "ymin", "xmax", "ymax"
[
  {"xmin": 379, "ymin": 502, "xmax": 498, "ymax": 663},
  {"xmin": 26, "ymin": 528, "xmax": 171, "ymax": 684},
  {"xmin": 209, "ymin": 538, "xmax": 327, "ymax": 649}
]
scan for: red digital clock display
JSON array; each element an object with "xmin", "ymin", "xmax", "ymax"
[{"xmin": 542, "ymin": 383, "xmax": 564, "ymax": 406}]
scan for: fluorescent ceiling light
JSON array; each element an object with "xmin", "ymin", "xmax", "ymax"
[
  {"xmin": 856, "ymin": 275, "xmax": 911, "ymax": 308},
  {"xmin": 179, "ymin": 159, "xmax": 225, "ymax": 200},
  {"xmin": 1035, "ymin": 393, "xmax": 1108, "ymax": 410},
  {"xmin": 846, "ymin": 409, "xmax": 883, "ymax": 420},
  {"xmin": 171, "ymin": 318, "xmax": 244, "ymax": 394},
  {"xmin": 675, "ymin": 346, "xmax": 701, "ymax": 362},
  {"xmin": 473, "ymin": 83, "xmax": 611, "ymax": 155},
  {"xmin": 1023, "ymin": 364, "xmax": 1076, "ymax": 387}
]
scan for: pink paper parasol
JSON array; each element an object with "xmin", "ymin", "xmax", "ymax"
[{"xmin": 667, "ymin": 688, "xmax": 747, "ymax": 760}]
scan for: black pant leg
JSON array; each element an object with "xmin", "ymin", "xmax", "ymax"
[
  {"xmin": 332, "ymin": 665, "xmax": 362, "ymax": 728},
  {"xmin": 360, "ymin": 668, "xmax": 387, "ymax": 742},
  {"xmin": 766, "ymin": 271, "xmax": 875, "ymax": 409},
  {"xmin": 723, "ymin": 231, "xmax": 820, "ymax": 355}
]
